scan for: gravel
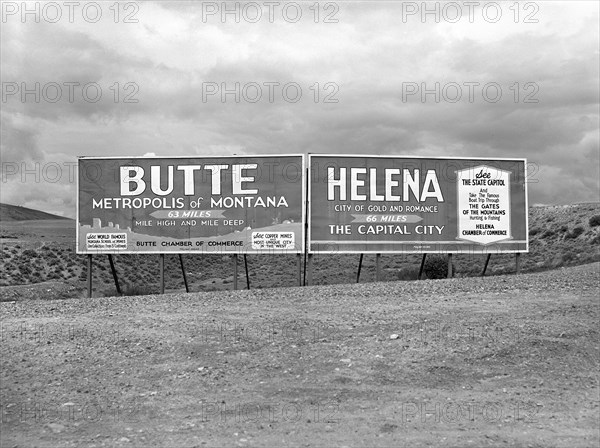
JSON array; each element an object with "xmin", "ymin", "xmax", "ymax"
[{"xmin": 1, "ymin": 262, "xmax": 598, "ymax": 448}]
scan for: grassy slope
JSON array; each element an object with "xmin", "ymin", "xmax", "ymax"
[
  {"xmin": 0, "ymin": 203, "xmax": 71, "ymax": 222},
  {"xmin": 0, "ymin": 203, "xmax": 599, "ymax": 297}
]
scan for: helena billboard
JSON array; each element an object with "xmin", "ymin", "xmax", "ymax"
[
  {"xmin": 308, "ymin": 155, "xmax": 528, "ymax": 254},
  {"xmin": 77, "ymin": 155, "xmax": 304, "ymax": 254}
]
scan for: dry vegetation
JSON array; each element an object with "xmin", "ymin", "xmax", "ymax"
[{"xmin": 0, "ymin": 203, "xmax": 599, "ymax": 300}]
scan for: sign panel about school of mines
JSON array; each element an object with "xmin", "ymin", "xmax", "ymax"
[
  {"xmin": 77, "ymin": 155, "xmax": 305, "ymax": 254},
  {"xmin": 308, "ymin": 155, "xmax": 528, "ymax": 254}
]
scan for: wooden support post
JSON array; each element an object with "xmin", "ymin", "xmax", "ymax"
[
  {"xmin": 303, "ymin": 251, "xmax": 307, "ymax": 286},
  {"xmin": 356, "ymin": 254, "xmax": 364, "ymax": 283},
  {"xmin": 108, "ymin": 254, "xmax": 121, "ymax": 295},
  {"xmin": 233, "ymin": 254, "xmax": 238, "ymax": 290},
  {"xmin": 303, "ymin": 167, "xmax": 310, "ymax": 287},
  {"xmin": 244, "ymin": 254, "xmax": 250, "ymax": 290},
  {"xmin": 375, "ymin": 253, "xmax": 381, "ymax": 282},
  {"xmin": 447, "ymin": 254, "xmax": 453, "ymax": 278},
  {"xmin": 515, "ymin": 253, "xmax": 521, "ymax": 274},
  {"xmin": 87, "ymin": 254, "xmax": 93, "ymax": 298},
  {"xmin": 306, "ymin": 254, "xmax": 314, "ymax": 286},
  {"xmin": 297, "ymin": 254, "xmax": 302, "ymax": 287},
  {"xmin": 418, "ymin": 254, "xmax": 427, "ymax": 280},
  {"xmin": 159, "ymin": 254, "xmax": 165, "ymax": 294},
  {"xmin": 179, "ymin": 254, "xmax": 189, "ymax": 293},
  {"xmin": 481, "ymin": 253, "xmax": 492, "ymax": 277}
]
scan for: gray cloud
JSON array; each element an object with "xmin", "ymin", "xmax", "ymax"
[
  {"xmin": 0, "ymin": 112, "xmax": 43, "ymax": 161},
  {"xmin": 1, "ymin": 2, "xmax": 598, "ymax": 215}
]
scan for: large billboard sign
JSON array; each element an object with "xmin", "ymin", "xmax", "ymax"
[
  {"xmin": 308, "ymin": 155, "xmax": 528, "ymax": 254},
  {"xmin": 77, "ymin": 155, "xmax": 304, "ymax": 254}
]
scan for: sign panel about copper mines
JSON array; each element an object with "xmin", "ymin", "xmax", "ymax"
[{"xmin": 77, "ymin": 155, "xmax": 305, "ymax": 254}]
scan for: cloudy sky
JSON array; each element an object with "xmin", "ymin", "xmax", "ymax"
[{"xmin": 1, "ymin": 1, "xmax": 598, "ymax": 217}]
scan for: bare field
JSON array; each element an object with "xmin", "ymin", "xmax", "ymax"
[{"xmin": 1, "ymin": 263, "xmax": 598, "ymax": 447}]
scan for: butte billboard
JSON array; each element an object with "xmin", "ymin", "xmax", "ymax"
[
  {"xmin": 308, "ymin": 155, "xmax": 528, "ymax": 254},
  {"xmin": 77, "ymin": 155, "xmax": 304, "ymax": 254}
]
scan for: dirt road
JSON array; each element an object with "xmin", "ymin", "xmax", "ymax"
[{"xmin": 1, "ymin": 263, "xmax": 598, "ymax": 447}]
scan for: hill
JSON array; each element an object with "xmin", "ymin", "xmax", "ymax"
[
  {"xmin": 0, "ymin": 203, "xmax": 71, "ymax": 222},
  {"xmin": 0, "ymin": 203, "xmax": 599, "ymax": 298}
]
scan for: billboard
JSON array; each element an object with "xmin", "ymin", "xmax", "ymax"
[
  {"xmin": 308, "ymin": 155, "xmax": 528, "ymax": 254},
  {"xmin": 77, "ymin": 155, "xmax": 304, "ymax": 254}
]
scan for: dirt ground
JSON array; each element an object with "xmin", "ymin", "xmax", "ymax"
[{"xmin": 1, "ymin": 263, "xmax": 599, "ymax": 447}]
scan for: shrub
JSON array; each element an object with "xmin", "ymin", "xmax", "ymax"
[
  {"xmin": 541, "ymin": 229, "xmax": 555, "ymax": 239},
  {"xmin": 397, "ymin": 266, "xmax": 421, "ymax": 281},
  {"xmin": 565, "ymin": 226, "xmax": 585, "ymax": 239},
  {"xmin": 589, "ymin": 215, "xmax": 600, "ymax": 227},
  {"xmin": 22, "ymin": 249, "xmax": 37, "ymax": 258},
  {"xmin": 529, "ymin": 227, "xmax": 541, "ymax": 237},
  {"xmin": 549, "ymin": 254, "xmax": 564, "ymax": 268},
  {"xmin": 559, "ymin": 225, "xmax": 569, "ymax": 233},
  {"xmin": 423, "ymin": 255, "xmax": 453, "ymax": 279}
]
